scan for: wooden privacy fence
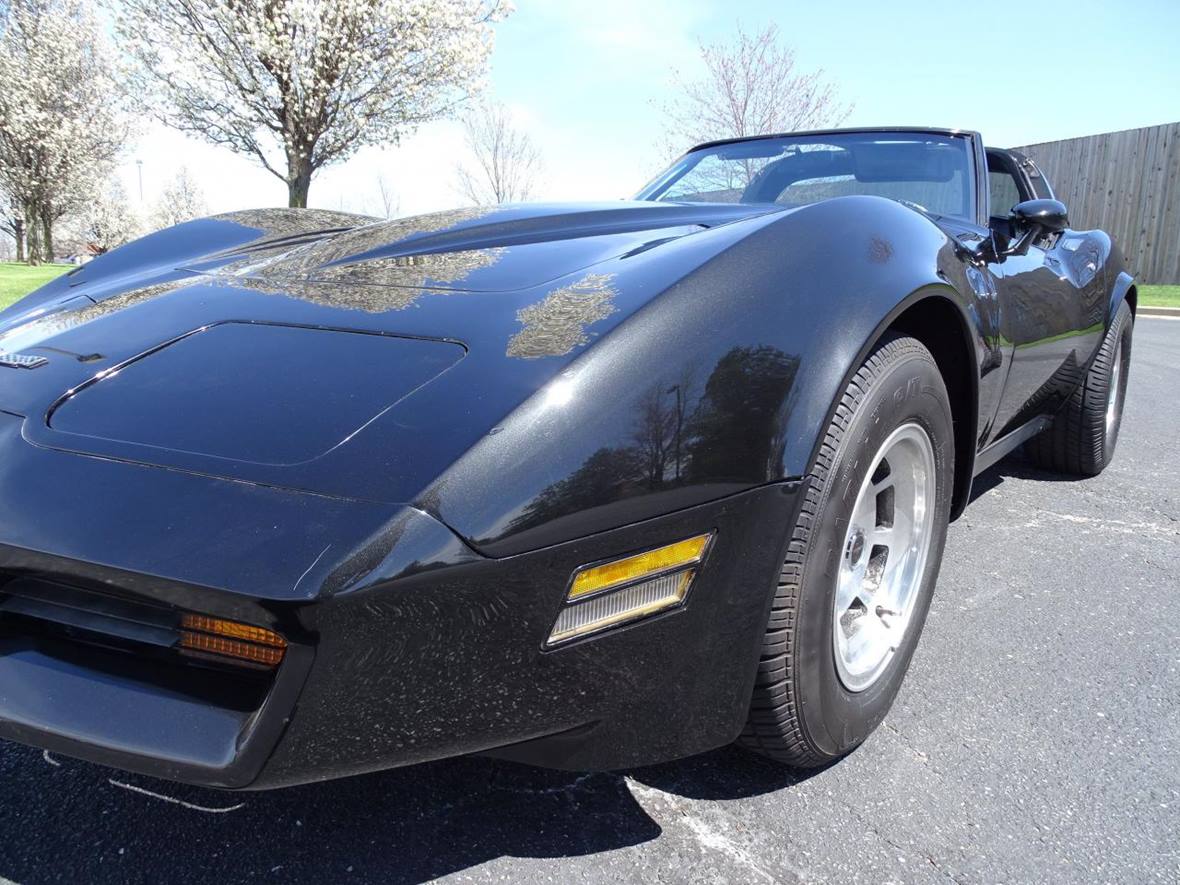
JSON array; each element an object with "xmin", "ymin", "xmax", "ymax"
[{"xmin": 1013, "ymin": 122, "xmax": 1180, "ymax": 284}]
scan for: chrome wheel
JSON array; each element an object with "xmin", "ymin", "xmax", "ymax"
[
  {"xmin": 1106, "ymin": 337, "xmax": 1124, "ymax": 436},
  {"xmin": 833, "ymin": 423, "xmax": 936, "ymax": 692}
]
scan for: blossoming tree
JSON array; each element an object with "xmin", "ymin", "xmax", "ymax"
[
  {"xmin": 62, "ymin": 179, "xmax": 143, "ymax": 256},
  {"xmin": 150, "ymin": 167, "xmax": 209, "ymax": 231},
  {"xmin": 0, "ymin": 0, "xmax": 128, "ymax": 263},
  {"xmin": 115, "ymin": 0, "xmax": 512, "ymax": 208}
]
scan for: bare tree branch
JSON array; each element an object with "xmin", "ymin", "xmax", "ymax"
[
  {"xmin": 375, "ymin": 175, "xmax": 399, "ymax": 219},
  {"xmin": 455, "ymin": 99, "xmax": 543, "ymax": 205},
  {"xmin": 657, "ymin": 23, "xmax": 852, "ymax": 159}
]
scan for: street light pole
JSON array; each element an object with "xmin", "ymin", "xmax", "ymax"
[{"xmin": 136, "ymin": 160, "xmax": 144, "ymax": 203}]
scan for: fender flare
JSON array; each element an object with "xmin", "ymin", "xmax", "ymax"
[
  {"xmin": 1108, "ymin": 269, "xmax": 1137, "ymax": 324},
  {"xmin": 797, "ymin": 287, "xmax": 982, "ymax": 520}
]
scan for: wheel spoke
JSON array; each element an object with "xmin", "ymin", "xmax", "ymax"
[
  {"xmin": 835, "ymin": 558, "xmax": 868, "ymax": 615},
  {"xmin": 851, "ymin": 493, "xmax": 877, "ymax": 535},
  {"xmin": 876, "ymin": 552, "xmax": 901, "ymax": 610},
  {"xmin": 845, "ymin": 615, "xmax": 884, "ymax": 661},
  {"xmin": 890, "ymin": 502, "xmax": 914, "ymax": 555},
  {"xmin": 874, "ymin": 607, "xmax": 900, "ymax": 648},
  {"xmin": 856, "ymin": 583, "xmax": 877, "ymax": 611}
]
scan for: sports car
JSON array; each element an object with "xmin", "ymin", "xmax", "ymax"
[{"xmin": 0, "ymin": 127, "xmax": 1135, "ymax": 788}]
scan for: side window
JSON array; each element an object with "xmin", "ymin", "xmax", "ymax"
[
  {"xmin": 988, "ymin": 169, "xmax": 1022, "ymax": 219},
  {"xmin": 985, "ymin": 149, "xmax": 1036, "ymax": 219}
]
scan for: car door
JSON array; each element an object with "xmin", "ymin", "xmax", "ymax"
[{"xmin": 984, "ymin": 149, "xmax": 1106, "ymax": 440}]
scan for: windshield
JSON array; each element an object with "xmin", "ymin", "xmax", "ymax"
[{"xmin": 636, "ymin": 132, "xmax": 976, "ymax": 221}]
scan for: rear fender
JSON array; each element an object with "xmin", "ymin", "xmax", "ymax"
[{"xmin": 1108, "ymin": 269, "xmax": 1136, "ymax": 324}]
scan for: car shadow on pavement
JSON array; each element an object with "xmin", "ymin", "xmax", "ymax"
[
  {"xmin": 0, "ymin": 741, "xmax": 814, "ymax": 884},
  {"xmin": 967, "ymin": 449, "xmax": 1091, "ymax": 505}
]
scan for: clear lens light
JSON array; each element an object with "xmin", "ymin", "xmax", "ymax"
[{"xmin": 549, "ymin": 570, "xmax": 694, "ymax": 644}]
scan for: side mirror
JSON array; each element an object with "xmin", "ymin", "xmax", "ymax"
[{"xmin": 1010, "ymin": 199, "xmax": 1069, "ymax": 234}]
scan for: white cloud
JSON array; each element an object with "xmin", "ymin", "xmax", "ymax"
[{"xmin": 531, "ymin": 0, "xmax": 707, "ymax": 60}]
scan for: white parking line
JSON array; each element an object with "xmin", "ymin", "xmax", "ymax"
[{"xmin": 107, "ymin": 778, "xmax": 246, "ymax": 814}]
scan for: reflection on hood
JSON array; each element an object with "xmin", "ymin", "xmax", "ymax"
[
  {"xmin": 0, "ymin": 279, "xmax": 195, "ymax": 353},
  {"xmin": 308, "ymin": 248, "xmax": 506, "ymax": 289},
  {"xmin": 204, "ymin": 207, "xmax": 504, "ymax": 303},
  {"xmin": 506, "ymin": 273, "xmax": 618, "ymax": 359},
  {"xmin": 223, "ymin": 273, "xmax": 454, "ymax": 313},
  {"xmin": 212, "ymin": 208, "xmax": 378, "ymax": 243},
  {"xmin": 214, "ymin": 207, "xmax": 494, "ymax": 280}
]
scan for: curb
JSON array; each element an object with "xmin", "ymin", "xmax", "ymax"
[{"xmin": 1140, "ymin": 306, "xmax": 1180, "ymax": 318}]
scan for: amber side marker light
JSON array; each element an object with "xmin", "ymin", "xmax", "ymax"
[
  {"xmin": 179, "ymin": 614, "xmax": 287, "ymax": 667},
  {"xmin": 548, "ymin": 533, "xmax": 714, "ymax": 645}
]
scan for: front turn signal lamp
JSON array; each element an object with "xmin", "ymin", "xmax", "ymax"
[
  {"xmin": 548, "ymin": 533, "xmax": 713, "ymax": 645},
  {"xmin": 179, "ymin": 613, "xmax": 287, "ymax": 667}
]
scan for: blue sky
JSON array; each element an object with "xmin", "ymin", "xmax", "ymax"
[{"xmin": 123, "ymin": 0, "xmax": 1180, "ymax": 217}]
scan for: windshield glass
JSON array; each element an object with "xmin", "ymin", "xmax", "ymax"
[{"xmin": 636, "ymin": 132, "xmax": 975, "ymax": 221}]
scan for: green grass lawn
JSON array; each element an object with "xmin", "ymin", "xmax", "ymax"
[
  {"xmin": 1140, "ymin": 285, "xmax": 1180, "ymax": 308},
  {"xmin": 0, "ymin": 261, "xmax": 71, "ymax": 310}
]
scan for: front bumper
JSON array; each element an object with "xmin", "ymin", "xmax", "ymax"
[{"xmin": 0, "ymin": 413, "xmax": 803, "ymax": 789}]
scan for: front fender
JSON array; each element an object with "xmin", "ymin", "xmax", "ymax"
[{"xmin": 423, "ymin": 196, "xmax": 984, "ymax": 557}]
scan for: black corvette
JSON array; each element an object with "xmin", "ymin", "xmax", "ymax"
[{"xmin": 0, "ymin": 128, "xmax": 1134, "ymax": 789}]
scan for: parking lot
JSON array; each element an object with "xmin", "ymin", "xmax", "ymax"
[{"xmin": 0, "ymin": 317, "xmax": 1177, "ymax": 885}]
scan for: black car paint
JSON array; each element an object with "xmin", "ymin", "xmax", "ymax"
[{"xmin": 0, "ymin": 129, "xmax": 1133, "ymax": 787}]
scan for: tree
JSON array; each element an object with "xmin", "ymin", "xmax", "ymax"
[
  {"xmin": 64, "ymin": 179, "xmax": 143, "ymax": 255},
  {"xmin": 115, "ymin": 0, "xmax": 512, "ymax": 209},
  {"xmin": 0, "ymin": 190, "xmax": 25, "ymax": 263},
  {"xmin": 658, "ymin": 24, "xmax": 850, "ymax": 156},
  {"xmin": 373, "ymin": 175, "xmax": 399, "ymax": 219},
  {"xmin": 456, "ymin": 99, "xmax": 543, "ymax": 205},
  {"xmin": 0, "ymin": 0, "xmax": 129, "ymax": 263},
  {"xmin": 150, "ymin": 166, "xmax": 208, "ymax": 231}
]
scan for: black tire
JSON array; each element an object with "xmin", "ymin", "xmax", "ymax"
[
  {"xmin": 1025, "ymin": 301, "xmax": 1133, "ymax": 476},
  {"xmin": 740, "ymin": 335, "xmax": 954, "ymax": 767}
]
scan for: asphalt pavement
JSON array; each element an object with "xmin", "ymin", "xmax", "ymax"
[{"xmin": 1, "ymin": 318, "xmax": 1178, "ymax": 884}]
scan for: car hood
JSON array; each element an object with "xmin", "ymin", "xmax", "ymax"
[
  {"xmin": 0, "ymin": 201, "xmax": 783, "ymax": 505},
  {"xmin": 183, "ymin": 202, "xmax": 765, "ymax": 293},
  {"xmin": 30, "ymin": 201, "xmax": 770, "ymax": 303}
]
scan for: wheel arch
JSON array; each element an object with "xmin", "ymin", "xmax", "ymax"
[
  {"xmin": 887, "ymin": 297, "xmax": 979, "ymax": 519},
  {"xmin": 802, "ymin": 290, "xmax": 981, "ymax": 521},
  {"xmin": 1108, "ymin": 270, "xmax": 1136, "ymax": 324}
]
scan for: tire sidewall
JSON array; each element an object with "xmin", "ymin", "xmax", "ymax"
[
  {"xmin": 1102, "ymin": 303, "xmax": 1134, "ymax": 463},
  {"xmin": 794, "ymin": 347, "xmax": 954, "ymax": 757}
]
